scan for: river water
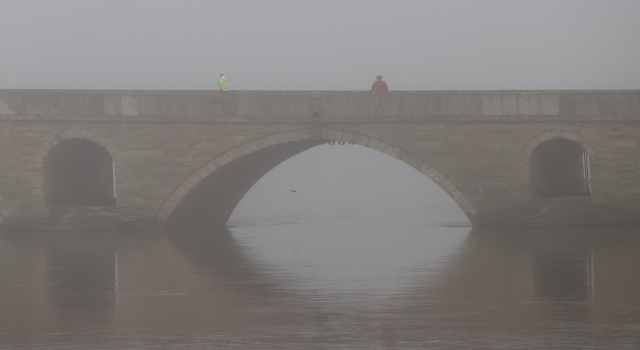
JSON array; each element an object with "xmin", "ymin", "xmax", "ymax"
[
  {"xmin": 1, "ymin": 206, "xmax": 640, "ymax": 349},
  {"xmin": 2, "ymin": 144, "xmax": 640, "ymax": 349}
]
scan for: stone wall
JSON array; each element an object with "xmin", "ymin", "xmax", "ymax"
[{"xmin": 1, "ymin": 90, "xmax": 639, "ymax": 228}]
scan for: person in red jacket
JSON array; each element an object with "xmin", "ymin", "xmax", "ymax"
[{"xmin": 371, "ymin": 75, "xmax": 388, "ymax": 93}]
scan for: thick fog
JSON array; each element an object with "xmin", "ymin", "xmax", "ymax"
[
  {"xmin": 2, "ymin": 1, "xmax": 638, "ymax": 221},
  {"xmin": 2, "ymin": 0, "xmax": 640, "ymax": 90}
]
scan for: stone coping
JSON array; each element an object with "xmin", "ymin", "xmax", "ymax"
[{"xmin": 1, "ymin": 90, "xmax": 639, "ymax": 122}]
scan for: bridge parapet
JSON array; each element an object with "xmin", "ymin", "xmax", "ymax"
[{"xmin": 1, "ymin": 90, "xmax": 639, "ymax": 122}]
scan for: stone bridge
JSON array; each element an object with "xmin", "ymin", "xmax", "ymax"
[{"xmin": 1, "ymin": 89, "xmax": 639, "ymax": 229}]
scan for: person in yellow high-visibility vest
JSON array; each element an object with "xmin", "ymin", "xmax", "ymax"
[{"xmin": 218, "ymin": 71, "xmax": 228, "ymax": 91}]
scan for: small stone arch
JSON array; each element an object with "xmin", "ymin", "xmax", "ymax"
[
  {"xmin": 33, "ymin": 129, "xmax": 124, "ymax": 202},
  {"xmin": 518, "ymin": 129, "xmax": 598, "ymax": 196},
  {"xmin": 154, "ymin": 128, "xmax": 478, "ymax": 225},
  {"xmin": 35, "ymin": 129, "xmax": 124, "ymax": 169}
]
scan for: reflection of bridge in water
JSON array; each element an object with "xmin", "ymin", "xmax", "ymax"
[
  {"xmin": 1, "ymin": 226, "xmax": 640, "ymax": 347},
  {"xmin": 2, "ymin": 90, "xmax": 640, "ymax": 229}
]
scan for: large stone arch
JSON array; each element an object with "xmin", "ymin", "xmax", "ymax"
[
  {"xmin": 33, "ymin": 129, "xmax": 124, "ymax": 203},
  {"xmin": 518, "ymin": 129, "xmax": 598, "ymax": 197},
  {"xmin": 155, "ymin": 128, "xmax": 478, "ymax": 227}
]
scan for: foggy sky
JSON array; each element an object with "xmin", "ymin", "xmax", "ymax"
[{"xmin": 2, "ymin": 0, "xmax": 640, "ymax": 91}]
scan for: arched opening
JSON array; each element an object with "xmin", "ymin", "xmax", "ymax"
[
  {"xmin": 229, "ymin": 144, "xmax": 468, "ymax": 226},
  {"xmin": 44, "ymin": 138, "xmax": 116, "ymax": 206},
  {"xmin": 162, "ymin": 130, "xmax": 475, "ymax": 229},
  {"xmin": 529, "ymin": 139, "xmax": 591, "ymax": 198}
]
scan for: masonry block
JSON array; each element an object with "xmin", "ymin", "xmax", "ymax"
[
  {"xmin": 274, "ymin": 133, "xmax": 289, "ymax": 143},
  {"xmin": 286, "ymin": 130, "xmax": 302, "ymax": 142},
  {"xmin": 203, "ymin": 162, "xmax": 217, "ymax": 173},
  {"xmin": 196, "ymin": 167, "xmax": 210, "ymax": 178},
  {"xmin": 609, "ymin": 140, "xmax": 637, "ymax": 147},
  {"xmin": 518, "ymin": 93, "xmax": 540, "ymax": 115},
  {"xmin": 145, "ymin": 150, "xmax": 164, "ymax": 158}
]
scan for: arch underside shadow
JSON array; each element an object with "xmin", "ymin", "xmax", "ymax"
[
  {"xmin": 529, "ymin": 138, "xmax": 590, "ymax": 198},
  {"xmin": 165, "ymin": 139, "xmax": 323, "ymax": 228},
  {"xmin": 32, "ymin": 129, "xmax": 123, "ymax": 208},
  {"xmin": 518, "ymin": 129, "xmax": 598, "ymax": 197},
  {"xmin": 43, "ymin": 138, "xmax": 115, "ymax": 206},
  {"xmin": 160, "ymin": 129, "xmax": 477, "ymax": 229}
]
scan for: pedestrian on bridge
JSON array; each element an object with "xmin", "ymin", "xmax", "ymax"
[
  {"xmin": 218, "ymin": 71, "xmax": 229, "ymax": 92},
  {"xmin": 371, "ymin": 75, "xmax": 388, "ymax": 93}
]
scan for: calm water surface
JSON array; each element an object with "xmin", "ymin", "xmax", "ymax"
[{"xmin": 1, "ymin": 207, "xmax": 640, "ymax": 349}]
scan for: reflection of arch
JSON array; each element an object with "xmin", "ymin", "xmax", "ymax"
[
  {"xmin": 169, "ymin": 228, "xmax": 290, "ymax": 299},
  {"xmin": 155, "ymin": 128, "xmax": 478, "ymax": 227},
  {"xmin": 34, "ymin": 129, "xmax": 123, "ymax": 204},
  {"xmin": 519, "ymin": 130, "xmax": 598, "ymax": 197}
]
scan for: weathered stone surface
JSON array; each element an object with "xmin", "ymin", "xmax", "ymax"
[
  {"xmin": 609, "ymin": 140, "xmax": 637, "ymax": 147},
  {"xmin": 145, "ymin": 150, "xmax": 164, "ymax": 158},
  {"xmin": 2, "ymin": 90, "xmax": 637, "ymax": 121},
  {"xmin": 1, "ymin": 89, "xmax": 640, "ymax": 229},
  {"xmin": 121, "ymin": 95, "xmax": 139, "ymax": 116}
]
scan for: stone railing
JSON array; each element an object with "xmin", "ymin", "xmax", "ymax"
[{"xmin": 1, "ymin": 90, "xmax": 639, "ymax": 122}]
